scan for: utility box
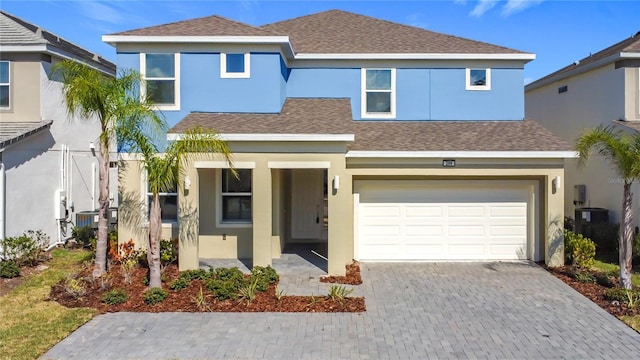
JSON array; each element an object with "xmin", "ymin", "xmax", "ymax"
[
  {"xmin": 574, "ymin": 207, "xmax": 609, "ymax": 235},
  {"xmin": 76, "ymin": 211, "xmax": 99, "ymax": 229}
]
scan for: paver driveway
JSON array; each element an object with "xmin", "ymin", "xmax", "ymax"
[{"xmin": 43, "ymin": 262, "xmax": 640, "ymax": 359}]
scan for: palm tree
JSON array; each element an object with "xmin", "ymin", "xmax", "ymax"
[
  {"xmin": 53, "ymin": 60, "xmax": 163, "ymax": 278},
  {"xmin": 576, "ymin": 125, "xmax": 640, "ymax": 289},
  {"xmin": 123, "ymin": 126, "xmax": 233, "ymax": 288}
]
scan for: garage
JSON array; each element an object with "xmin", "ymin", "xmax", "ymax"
[{"xmin": 356, "ymin": 180, "xmax": 533, "ymax": 261}]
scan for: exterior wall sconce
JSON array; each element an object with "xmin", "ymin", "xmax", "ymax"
[
  {"xmin": 553, "ymin": 175, "xmax": 561, "ymax": 194},
  {"xmin": 333, "ymin": 175, "xmax": 340, "ymax": 191},
  {"xmin": 184, "ymin": 176, "xmax": 191, "ymax": 191}
]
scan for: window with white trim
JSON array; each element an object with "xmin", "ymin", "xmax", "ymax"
[
  {"xmin": 0, "ymin": 61, "xmax": 9, "ymax": 109},
  {"xmin": 141, "ymin": 53, "xmax": 180, "ymax": 110},
  {"xmin": 466, "ymin": 68, "xmax": 491, "ymax": 90},
  {"xmin": 145, "ymin": 177, "xmax": 178, "ymax": 223},
  {"xmin": 361, "ymin": 68, "xmax": 395, "ymax": 118},
  {"xmin": 220, "ymin": 169, "xmax": 252, "ymax": 223},
  {"xmin": 220, "ymin": 53, "xmax": 250, "ymax": 78}
]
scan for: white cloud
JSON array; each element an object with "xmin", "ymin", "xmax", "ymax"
[
  {"xmin": 405, "ymin": 13, "xmax": 429, "ymax": 29},
  {"xmin": 470, "ymin": 0, "xmax": 499, "ymax": 17},
  {"xmin": 78, "ymin": 1, "xmax": 125, "ymax": 25},
  {"xmin": 453, "ymin": 0, "xmax": 467, "ymax": 4},
  {"xmin": 502, "ymin": 0, "xmax": 544, "ymax": 16}
]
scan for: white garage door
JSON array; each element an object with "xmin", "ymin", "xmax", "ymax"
[{"xmin": 357, "ymin": 181, "xmax": 529, "ymax": 261}]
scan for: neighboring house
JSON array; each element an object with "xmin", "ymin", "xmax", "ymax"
[
  {"xmin": 0, "ymin": 11, "xmax": 117, "ymax": 247},
  {"xmin": 105, "ymin": 10, "xmax": 574, "ymax": 275},
  {"xmin": 526, "ymin": 32, "xmax": 640, "ymax": 228}
]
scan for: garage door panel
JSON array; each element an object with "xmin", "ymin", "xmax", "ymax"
[{"xmin": 357, "ymin": 182, "xmax": 530, "ymax": 261}]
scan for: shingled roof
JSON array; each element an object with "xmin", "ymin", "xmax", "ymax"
[
  {"xmin": 613, "ymin": 120, "xmax": 640, "ymax": 133},
  {"xmin": 527, "ymin": 31, "xmax": 640, "ymax": 90},
  {"xmin": 260, "ymin": 10, "xmax": 526, "ymax": 55},
  {"xmin": 0, "ymin": 121, "xmax": 53, "ymax": 149},
  {"xmin": 112, "ymin": 14, "xmax": 276, "ymax": 37},
  {"xmin": 169, "ymin": 98, "xmax": 570, "ymax": 152},
  {"xmin": 0, "ymin": 11, "xmax": 115, "ymax": 73}
]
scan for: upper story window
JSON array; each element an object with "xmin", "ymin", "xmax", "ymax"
[
  {"xmin": 219, "ymin": 169, "xmax": 252, "ymax": 226},
  {"xmin": 361, "ymin": 68, "xmax": 396, "ymax": 119},
  {"xmin": 0, "ymin": 61, "xmax": 10, "ymax": 109},
  {"xmin": 140, "ymin": 53, "xmax": 180, "ymax": 110},
  {"xmin": 221, "ymin": 53, "xmax": 250, "ymax": 78},
  {"xmin": 466, "ymin": 68, "xmax": 491, "ymax": 91}
]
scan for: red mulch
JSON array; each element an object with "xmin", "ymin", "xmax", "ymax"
[
  {"xmin": 544, "ymin": 265, "xmax": 638, "ymax": 317},
  {"xmin": 49, "ymin": 264, "xmax": 365, "ymax": 313},
  {"xmin": 320, "ymin": 260, "xmax": 362, "ymax": 285}
]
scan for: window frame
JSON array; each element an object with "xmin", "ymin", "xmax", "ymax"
[
  {"xmin": 216, "ymin": 168, "xmax": 253, "ymax": 228},
  {"xmin": 361, "ymin": 68, "xmax": 396, "ymax": 119},
  {"xmin": 140, "ymin": 53, "xmax": 180, "ymax": 111},
  {"xmin": 220, "ymin": 52, "xmax": 251, "ymax": 78},
  {"xmin": 466, "ymin": 68, "xmax": 491, "ymax": 91},
  {"xmin": 0, "ymin": 61, "xmax": 10, "ymax": 110},
  {"xmin": 141, "ymin": 170, "xmax": 179, "ymax": 226}
]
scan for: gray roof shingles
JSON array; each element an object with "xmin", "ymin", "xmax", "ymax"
[
  {"xmin": 0, "ymin": 121, "xmax": 53, "ymax": 148},
  {"xmin": 169, "ymin": 98, "xmax": 571, "ymax": 152}
]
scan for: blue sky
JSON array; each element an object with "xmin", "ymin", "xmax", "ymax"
[{"xmin": 1, "ymin": 0, "xmax": 638, "ymax": 84}]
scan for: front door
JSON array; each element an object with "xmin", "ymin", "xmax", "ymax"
[{"xmin": 291, "ymin": 169, "xmax": 324, "ymax": 240}]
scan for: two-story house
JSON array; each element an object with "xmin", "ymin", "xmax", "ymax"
[
  {"xmin": 526, "ymin": 32, "xmax": 640, "ymax": 228},
  {"xmin": 105, "ymin": 10, "xmax": 574, "ymax": 275},
  {"xmin": 0, "ymin": 11, "xmax": 117, "ymax": 246}
]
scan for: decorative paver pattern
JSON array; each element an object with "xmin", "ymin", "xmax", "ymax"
[{"xmin": 42, "ymin": 262, "xmax": 640, "ymax": 359}]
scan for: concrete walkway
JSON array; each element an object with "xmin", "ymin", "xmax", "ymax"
[{"xmin": 43, "ymin": 262, "xmax": 640, "ymax": 359}]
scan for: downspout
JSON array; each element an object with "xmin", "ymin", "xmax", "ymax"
[
  {"xmin": 48, "ymin": 144, "xmax": 66, "ymax": 250},
  {"xmin": 0, "ymin": 161, "xmax": 5, "ymax": 257}
]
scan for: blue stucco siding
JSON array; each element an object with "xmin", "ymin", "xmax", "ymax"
[
  {"xmin": 396, "ymin": 69, "xmax": 430, "ymax": 120},
  {"xmin": 430, "ymin": 68, "xmax": 524, "ymax": 120}
]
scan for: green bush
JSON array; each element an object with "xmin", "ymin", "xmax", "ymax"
[
  {"xmin": 213, "ymin": 267, "xmax": 244, "ymax": 283},
  {"xmin": 573, "ymin": 271, "xmax": 597, "ymax": 284},
  {"xmin": 206, "ymin": 279, "xmax": 240, "ymax": 300},
  {"xmin": 604, "ymin": 288, "xmax": 640, "ymax": 302},
  {"xmin": 180, "ymin": 269, "xmax": 211, "ymax": 281},
  {"xmin": 160, "ymin": 239, "xmax": 178, "ymax": 266},
  {"xmin": 250, "ymin": 266, "xmax": 279, "ymax": 292},
  {"xmin": 564, "ymin": 230, "xmax": 596, "ymax": 268},
  {"xmin": 633, "ymin": 233, "xmax": 640, "ymax": 263},
  {"xmin": 72, "ymin": 226, "xmax": 95, "ymax": 248},
  {"xmin": 144, "ymin": 288, "xmax": 168, "ymax": 305},
  {"xmin": 169, "ymin": 277, "xmax": 190, "ymax": 291},
  {"xmin": 0, "ymin": 261, "xmax": 20, "ymax": 278},
  {"xmin": 102, "ymin": 288, "xmax": 129, "ymax": 305},
  {"xmin": 0, "ymin": 232, "xmax": 44, "ymax": 266}
]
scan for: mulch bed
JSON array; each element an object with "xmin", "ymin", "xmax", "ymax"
[
  {"xmin": 49, "ymin": 264, "xmax": 365, "ymax": 313},
  {"xmin": 320, "ymin": 260, "xmax": 362, "ymax": 285},
  {"xmin": 544, "ymin": 265, "xmax": 638, "ymax": 317}
]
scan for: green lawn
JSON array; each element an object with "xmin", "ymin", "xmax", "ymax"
[
  {"xmin": 591, "ymin": 260, "xmax": 640, "ymax": 287},
  {"xmin": 0, "ymin": 249, "xmax": 97, "ymax": 360}
]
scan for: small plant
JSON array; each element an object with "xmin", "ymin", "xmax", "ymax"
[
  {"xmin": 626, "ymin": 289, "xmax": 640, "ymax": 308},
  {"xmin": 238, "ymin": 279, "xmax": 259, "ymax": 304},
  {"xmin": 595, "ymin": 273, "xmax": 614, "ymax": 287},
  {"xmin": 0, "ymin": 261, "xmax": 20, "ymax": 278},
  {"xmin": 192, "ymin": 286, "xmax": 211, "ymax": 311},
  {"xmin": 0, "ymin": 232, "xmax": 45, "ymax": 266},
  {"xmin": 98, "ymin": 273, "xmax": 113, "ymax": 291},
  {"xmin": 101, "ymin": 288, "xmax": 129, "ymax": 305},
  {"xmin": 142, "ymin": 274, "xmax": 149, "ymax": 286},
  {"xmin": 573, "ymin": 271, "xmax": 597, "ymax": 284},
  {"xmin": 64, "ymin": 278, "xmax": 86, "ymax": 299},
  {"xmin": 169, "ymin": 276, "xmax": 191, "ymax": 291},
  {"xmin": 327, "ymin": 285, "xmax": 354, "ymax": 304},
  {"xmin": 308, "ymin": 294, "xmax": 318, "ymax": 307},
  {"xmin": 144, "ymin": 288, "xmax": 168, "ymax": 305},
  {"xmin": 160, "ymin": 238, "xmax": 178, "ymax": 270},
  {"xmin": 604, "ymin": 288, "xmax": 640, "ymax": 303},
  {"xmin": 250, "ymin": 266, "xmax": 279, "ymax": 292},
  {"xmin": 72, "ymin": 225, "xmax": 95, "ymax": 248},
  {"xmin": 181, "ymin": 269, "xmax": 211, "ymax": 281},
  {"xmin": 213, "ymin": 267, "xmax": 244, "ymax": 283},
  {"xmin": 206, "ymin": 279, "xmax": 239, "ymax": 301},
  {"xmin": 564, "ymin": 230, "xmax": 596, "ymax": 268},
  {"xmin": 121, "ymin": 257, "xmax": 138, "ymax": 285},
  {"xmin": 275, "ymin": 285, "xmax": 285, "ymax": 301}
]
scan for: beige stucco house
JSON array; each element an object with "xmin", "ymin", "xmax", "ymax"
[
  {"xmin": 526, "ymin": 32, "xmax": 640, "ymax": 228},
  {"xmin": 0, "ymin": 11, "xmax": 116, "ymax": 246},
  {"xmin": 108, "ymin": 10, "xmax": 574, "ymax": 275}
]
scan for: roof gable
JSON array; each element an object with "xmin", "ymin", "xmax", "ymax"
[
  {"xmin": 112, "ymin": 14, "xmax": 276, "ymax": 37},
  {"xmin": 260, "ymin": 9, "xmax": 526, "ymax": 55}
]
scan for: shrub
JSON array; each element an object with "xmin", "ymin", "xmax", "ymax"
[
  {"xmin": 180, "ymin": 269, "xmax": 211, "ymax": 281},
  {"xmin": 327, "ymin": 285, "xmax": 354, "ymax": 304},
  {"xmin": 160, "ymin": 239, "xmax": 178, "ymax": 267},
  {"xmin": 121, "ymin": 258, "xmax": 138, "ymax": 285},
  {"xmin": 250, "ymin": 266, "xmax": 279, "ymax": 292},
  {"xmin": 0, "ymin": 232, "xmax": 45, "ymax": 266},
  {"xmin": 144, "ymin": 288, "xmax": 168, "ymax": 305},
  {"xmin": 564, "ymin": 230, "xmax": 596, "ymax": 268},
  {"xmin": 64, "ymin": 278, "xmax": 86, "ymax": 299},
  {"xmin": 169, "ymin": 276, "xmax": 191, "ymax": 291},
  {"xmin": 102, "ymin": 288, "xmax": 129, "ymax": 305},
  {"xmin": 238, "ymin": 279, "xmax": 259, "ymax": 304},
  {"xmin": 633, "ymin": 233, "xmax": 640, "ymax": 264},
  {"xmin": 206, "ymin": 279, "xmax": 239, "ymax": 301},
  {"xmin": 0, "ymin": 261, "xmax": 20, "ymax": 278},
  {"xmin": 573, "ymin": 271, "xmax": 596, "ymax": 284},
  {"xmin": 213, "ymin": 267, "xmax": 244, "ymax": 283},
  {"xmin": 192, "ymin": 286, "xmax": 211, "ymax": 311},
  {"xmin": 72, "ymin": 226, "xmax": 95, "ymax": 248},
  {"xmin": 604, "ymin": 288, "xmax": 640, "ymax": 304}
]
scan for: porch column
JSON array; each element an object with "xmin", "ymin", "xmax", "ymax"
[
  {"xmin": 545, "ymin": 169, "xmax": 565, "ymax": 266},
  {"xmin": 328, "ymin": 157, "xmax": 351, "ymax": 276},
  {"xmin": 252, "ymin": 164, "xmax": 272, "ymax": 267},
  {"xmin": 178, "ymin": 162, "xmax": 199, "ymax": 271}
]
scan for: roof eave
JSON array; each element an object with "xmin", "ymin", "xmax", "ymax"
[
  {"xmin": 0, "ymin": 44, "xmax": 115, "ymax": 75},
  {"xmin": 167, "ymin": 133, "xmax": 355, "ymax": 142},
  {"xmin": 345, "ymin": 150, "xmax": 578, "ymax": 159},
  {"xmin": 295, "ymin": 53, "xmax": 536, "ymax": 61}
]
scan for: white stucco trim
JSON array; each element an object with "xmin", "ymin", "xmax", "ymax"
[
  {"xmin": 267, "ymin": 161, "xmax": 331, "ymax": 169},
  {"xmin": 194, "ymin": 161, "xmax": 255, "ymax": 169},
  {"xmin": 361, "ymin": 68, "xmax": 396, "ymax": 119},
  {"xmin": 295, "ymin": 53, "xmax": 536, "ymax": 61},
  {"xmin": 220, "ymin": 52, "xmax": 251, "ymax": 78},
  {"xmin": 103, "ymin": 35, "xmax": 290, "ymax": 44},
  {"xmin": 167, "ymin": 133, "xmax": 355, "ymax": 142},
  {"xmin": 345, "ymin": 151, "xmax": 579, "ymax": 158},
  {"xmin": 140, "ymin": 52, "xmax": 180, "ymax": 111},
  {"xmin": 465, "ymin": 68, "xmax": 491, "ymax": 91}
]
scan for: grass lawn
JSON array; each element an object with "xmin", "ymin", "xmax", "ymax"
[
  {"xmin": 0, "ymin": 249, "xmax": 98, "ymax": 360},
  {"xmin": 591, "ymin": 259, "xmax": 640, "ymax": 332}
]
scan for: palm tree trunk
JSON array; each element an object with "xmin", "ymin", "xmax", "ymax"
[
  {"xmin": 92, "ymin": 145, "xmax": 110, "ymax": 278},
  {"xmin": 620, "ymin": 182, "xmax": 634, "ymax": 289},
  {"xmin": 148, "ymin": 193, "xmax": 162, "ymax": 288}
]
